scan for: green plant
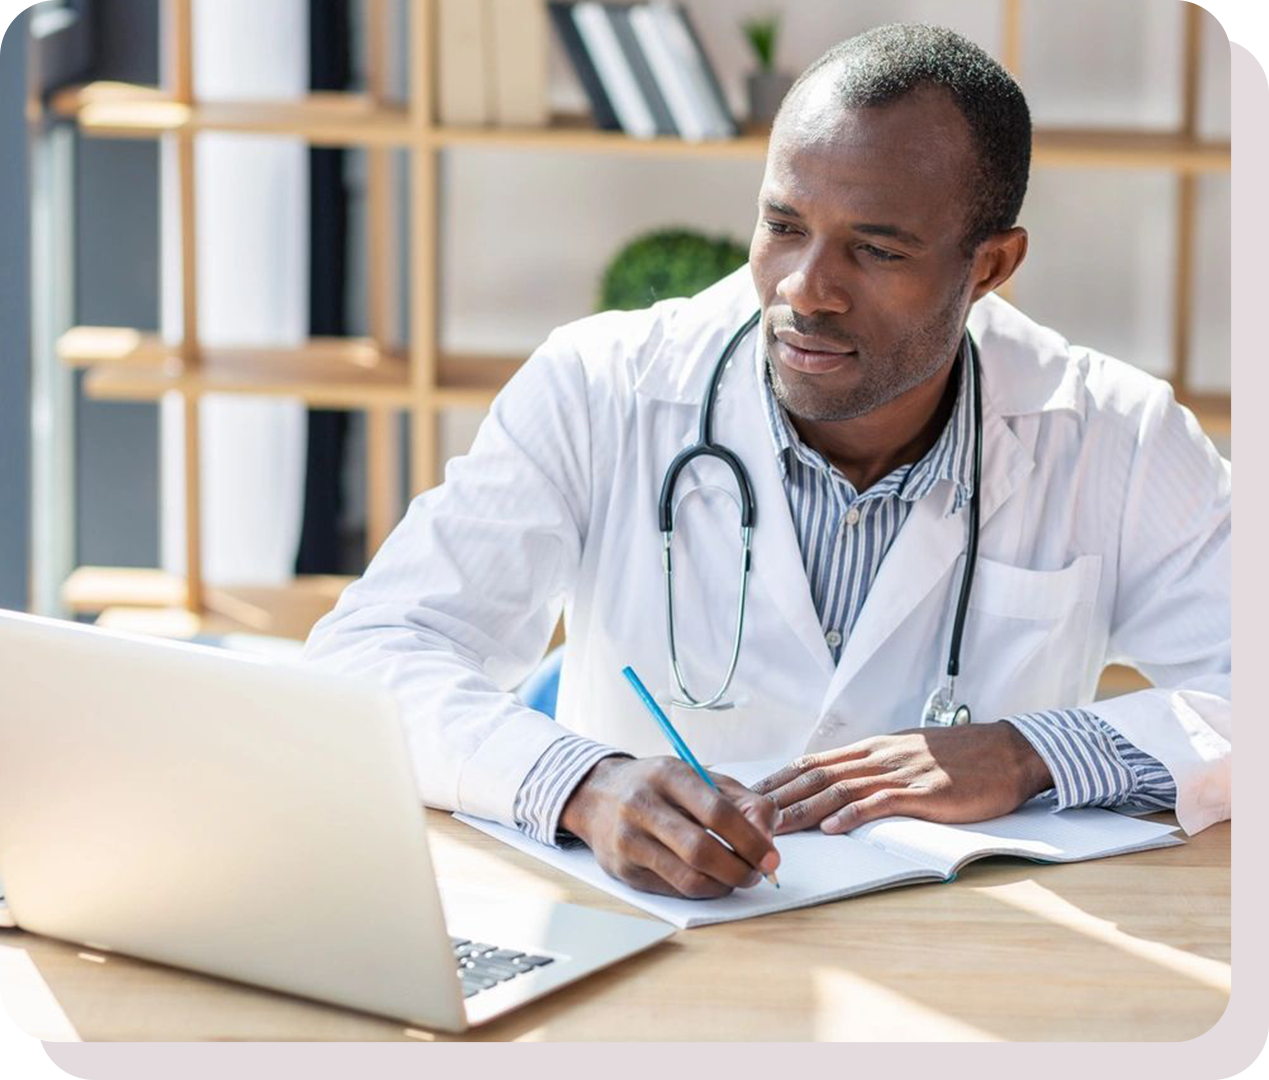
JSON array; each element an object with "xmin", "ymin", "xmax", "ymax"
[
  {"xmin": 598, "ymin": 228, "xmax": 749, "ymax": 312},
  {"xmin": 741, "ymin": 15, "xmax": 780, "ymax": 72}
]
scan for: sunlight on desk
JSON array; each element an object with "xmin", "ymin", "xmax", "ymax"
[
  {"xmin": 813, "ymin": 967, "xmax": 995, "ymax": 1041},
  {"xmin": 985, "ymin": 878, "xmax": 1230, "ymax": 993}
]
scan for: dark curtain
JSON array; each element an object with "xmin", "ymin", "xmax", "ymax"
[{"xmin": 294, "ymin": 0, "xmax": 352, "ymax": 574}]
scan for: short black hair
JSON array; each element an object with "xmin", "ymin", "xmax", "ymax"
[{"xmin": 778, "ymin": 24, "xmax": 1032, "ymax": 253}]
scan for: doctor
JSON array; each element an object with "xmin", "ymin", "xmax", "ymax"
[{"xmin": 304, "ymin": 25, "xmax": 1230, "ymax": 900}]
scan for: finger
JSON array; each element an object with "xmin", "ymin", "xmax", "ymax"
[
  {"xmin": 820, "ymin": 788, "xmax": 914, "ymax": 834},
  {"xmin": 641, "ymin": 802, "xmax": 761, "ymax": 888},
  {"xmin": 775, "ymin": 774, "xmax": 895, "ymax": 835},
  {"xmin": 765, "ymin": 756, "xmax": 889, "ymax": 813},
  {"xmin": 658, "ymin": 767, "xmax": 779, "ymax": 875},
  {"xmin": 625, "ymin": 830, "xmax": 737, "ymax": 899},
  {"xmin": 750, "ymin": 744, "xmax": 873, "ymax": 795},
  {"xmin": 710, "ymin": 772, "xmax": 779, "ymax": 836}
]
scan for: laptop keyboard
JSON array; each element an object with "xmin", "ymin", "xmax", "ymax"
[{"xmin": 452, "ymin": 937, "xmax": 555, "ymax": 998}]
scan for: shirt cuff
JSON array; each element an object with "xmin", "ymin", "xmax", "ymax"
[
  {"xmin": 1002, "ymin": 708, "xmax": 1176, "ymax": 813},
  {"xmin": 512, "ymin": 734, "xmax": 630, "ymax": 847}
]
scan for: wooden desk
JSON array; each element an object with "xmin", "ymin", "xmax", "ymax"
[{"xmin": 0, "ymin": 811, "xmax": 1230, "ymax": 1042}]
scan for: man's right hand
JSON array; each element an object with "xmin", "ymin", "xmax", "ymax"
[{"xmin": 559, "ymin": 756, "xmax": 780, "ymax": 899}]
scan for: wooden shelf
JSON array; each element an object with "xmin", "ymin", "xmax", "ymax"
[
  {"xmin": 59, "ymin": 328, "xmax": 533, "ymax": 410},
  {"xmin": 1032, "ymin": 128, "xmax": 1230, "ymax": 173},
  {"xmin": 60, "ymin": 329, "xmax": 414, "ymax": 408},
  {"xmin": 50, "ymin": 83, "xmax": 415, "ymax": 148},
  {"xmin": 64, "ymin": 566, "xmax": 353, "ymax": 641},
  {"xmin": 435, "ymin": 352, "xmax": 525, "ymax": 408},
  {"xmin": 51, "ymin": 85, "xmax": 1232, "ymax": 173},
  {"xmin": 1096, "ymin": 664, "xmax": 1151, "ymax": 699},
  {"xmin": 435, "ymin": 115, "xmax": 771, "ymax": 158},
  {"xmin": 63, "ymin": 565, "xmax": 189, "ymax": 612},
  {"xmin": 1177, "ymin": 391, "xmax": 1232, "ymax": 438}
]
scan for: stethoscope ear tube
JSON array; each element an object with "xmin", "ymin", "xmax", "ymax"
[{"xmin": 657, "ymin": 444, "xmax": 756, "ymax": 533}]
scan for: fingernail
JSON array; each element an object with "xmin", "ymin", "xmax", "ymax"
[
  {"xmin": 759, "ymin": 851, "xmax": 780, "ymax": 873},
  {"xmin": 821, "ymin": 815, "xmax": 842, "ymax": 834}
]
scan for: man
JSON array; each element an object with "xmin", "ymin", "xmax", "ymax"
[{"xmin": 304, "ymin": 25, "xmax": 1230, "ymax": 900}]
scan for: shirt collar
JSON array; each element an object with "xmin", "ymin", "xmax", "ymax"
[{"xmin": 759, "ymin": 333, "xmax": 977, "ymax": 515}]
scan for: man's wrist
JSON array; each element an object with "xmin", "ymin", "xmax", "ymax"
[
  {"xmin": 560, "ymin": 755, "xmax": 629, "ymax": 842},
  {"xmin": 995, "ymin": 719, "xmax": 1054, "ymax": 801}
]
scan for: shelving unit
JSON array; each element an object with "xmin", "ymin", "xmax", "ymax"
[{"xmin": 44, "ymin": 0, "xmax": 1231, "ymax": 655}]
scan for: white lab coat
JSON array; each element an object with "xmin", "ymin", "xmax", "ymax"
[{"xmin": 303, "ymin": 267, "xmax": 1231, "ymax": 835}]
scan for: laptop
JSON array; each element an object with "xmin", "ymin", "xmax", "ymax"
[{"xmin": 0, "ymin": 610, "xmax": 673, "ymax": 1033}]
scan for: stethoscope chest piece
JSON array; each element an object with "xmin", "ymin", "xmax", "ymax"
[{"xmin": 921, "ymin": 686, "xmax": 973, "ymax": 728}]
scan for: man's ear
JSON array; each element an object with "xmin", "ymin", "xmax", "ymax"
[{"xmin": 968, "ymin": 227, "xmax": 1029, "ymax": 303}]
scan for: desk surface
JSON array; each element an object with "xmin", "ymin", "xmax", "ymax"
[{"xmin": 0, "ymin": 811, "xmax": 1230, "ymax": 1042}]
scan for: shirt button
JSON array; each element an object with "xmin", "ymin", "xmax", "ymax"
[
  {"xmin": 844, "ymin": 506, "xmax": 861, "ymax": 526},
  {"xmin": 825, "ymin": 630, "xmax": 843, "ymax": 648}
]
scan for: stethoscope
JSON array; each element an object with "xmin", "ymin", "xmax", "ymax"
[{"xmin": 658, "ymin": 309, "xmax": 983, "ymax": 728}]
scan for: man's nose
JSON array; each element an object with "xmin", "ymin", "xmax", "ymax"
[{"xmin": 776, "ymin": 249, "xmax": 852, "ymax": 317}]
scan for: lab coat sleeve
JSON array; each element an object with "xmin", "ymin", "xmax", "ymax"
[
  {"xmin": 1084, "ymin": 383, "xmax": 1231, "ymax": 834},
  {"xmin": 302, "ymin": 329, "xmax": 598, "ymax": 828}
]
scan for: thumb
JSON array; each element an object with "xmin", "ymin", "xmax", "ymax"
[{"xmin": 712, "ymin": 773, "xmax": 778, "ymax": 835}]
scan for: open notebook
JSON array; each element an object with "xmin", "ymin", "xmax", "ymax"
[{"xmin": 455, "ymin": 758, "xmax": 1182, "ymax": 930}]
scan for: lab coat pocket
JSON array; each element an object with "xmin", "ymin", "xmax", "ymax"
[{"xmin": 960, "ymin": 553, "xmax": 1103, "ymax": 717}]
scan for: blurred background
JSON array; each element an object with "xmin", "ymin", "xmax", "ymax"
[{"xmin": 0, "ymin": 0, "xmax": 1231, "ymax": 653}]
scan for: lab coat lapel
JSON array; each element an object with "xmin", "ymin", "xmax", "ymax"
[{"xmin": 819, "ymin": 400, "xmax": 1034, "ymax": 715}]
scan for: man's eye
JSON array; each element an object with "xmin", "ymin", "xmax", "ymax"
[
  {"xmin": 860, "ymin": 244, "xmax": 904, "ymax": 262},
  {"xmin": 764, "ymin": 220, "xmax": 797, "ymax": 235}
]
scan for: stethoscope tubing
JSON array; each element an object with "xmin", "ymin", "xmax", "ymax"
[{"xmin": 658, "ymin": 309, "xmax": 982, "ymax": 717}]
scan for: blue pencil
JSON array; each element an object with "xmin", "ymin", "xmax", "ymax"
[{"xmin": 621, "ymin": 665, "xmax": 778, "ymax": 888}]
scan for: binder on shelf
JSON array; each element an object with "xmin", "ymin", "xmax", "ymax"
[
  {"xmin": 608, "ymin": 5, "xmax": 677, "ymax": 137},
  {"xmin": 489, "ymin": 0, "xmax": 550, "ymax": 127},
  {"xmin": 548, "ymin": 1, "xmax": 622, "ymax": 131},
  {"xmin": 673, "ymin": 4, "xmax": 738, "ymax": 137},
  {"xmin": 644, "ymin": 2, "xmax": 736, "ymax": 138},
  {"xmin": 572, "ymin": 2, "xmax": 658, "ymax": 138},
  {"xmin": 627, "ymin": 2, "xmax": 711, "ymax": 140},
  {"xmin": 438, "ymin": 0, "xmax": 492, "ymax": 125}
]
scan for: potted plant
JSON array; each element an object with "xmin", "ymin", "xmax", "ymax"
[
  {"xmin": 599, "ymin": 228, "xmax": 749, "ymax": 312},
  {"xmin": 741, "ymin": 15, "xmax": 793, "ymax": 126}
]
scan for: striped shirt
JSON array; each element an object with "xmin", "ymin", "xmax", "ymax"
[{"xmin": 513, "ymin": 336, "xmax": 1177, "ymax": 846}]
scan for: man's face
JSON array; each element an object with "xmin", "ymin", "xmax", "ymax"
[{"xmin": 750, "ymin": 82, "xmax": 979, "ymax": 422}]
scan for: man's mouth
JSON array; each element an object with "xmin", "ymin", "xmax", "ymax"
[{"xmin": 774, "ymin": 331, "xmax": 857, "ymax": 375}]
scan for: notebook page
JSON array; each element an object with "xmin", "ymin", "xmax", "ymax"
[
  {"xmin": 453, "ymin": 814, "xmax": 938, "ymax": 929},
  {"xmin": 850, "ymin": 804, "xmax": 1182, "ymax": 877}
]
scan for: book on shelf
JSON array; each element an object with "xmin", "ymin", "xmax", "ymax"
[
  {"xmin": 572, "ymin": 2, "xmax": 659, "ymax": 138},
  {"xmin": 437, "ymin": 0, "xmax": 493, "ymax": 125},
  {"xmin": 643, "ymin": 1, "xmax": 736, "ymax": 138},
  {"xmin": 627, "ymin": 2, "xmax": 710, "ymax": 139},
  {"xmin": 551, "ymin": 1, "xmax": 737, "ymax": 140},
  {"xmin": 440, "ymin": 0, "xmax": 551, "ymax": 127},
  {"xmin": 670, "ymin": 3, "xmax": 738, "ymax": 137},
  {"xmin": 607, "ymin": 5, "xmax": 677, "ymax": 136},
  {"xmin": 489, "ymin": 0, "xmax": 551, "ymax": 126},
  {"xmin": 548, "ymin": 1, "xmax": 622, "ymax": 131}
]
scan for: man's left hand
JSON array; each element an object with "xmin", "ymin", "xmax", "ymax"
[{"xmin": 752, "ymin": 721, "xmax": 1054, "ymax": 835}]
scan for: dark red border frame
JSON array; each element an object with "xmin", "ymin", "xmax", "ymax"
[{"xmin": 0, "ymin": 4, "xmax": 1248, "ymax": 1076}]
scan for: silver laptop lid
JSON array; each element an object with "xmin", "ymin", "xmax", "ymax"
[{"xmin": 0, "ymin": 610, "xmax": 466, "ymax": 1031}]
